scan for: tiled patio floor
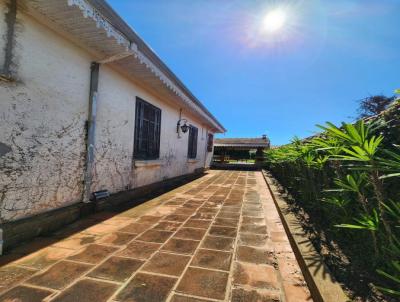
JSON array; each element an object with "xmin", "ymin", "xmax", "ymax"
[{"xmin": 0, "ymin": 171, "xmax": 312, "ymax": 302}]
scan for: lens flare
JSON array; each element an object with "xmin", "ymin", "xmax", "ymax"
[{"xmin": 262, "ymin": 9, "xmax": 287, "ymax": 32}]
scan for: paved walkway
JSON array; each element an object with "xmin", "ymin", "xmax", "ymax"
[{"xmin": 0, "ymin": 171, "xmax": 312, "ymax": 302}]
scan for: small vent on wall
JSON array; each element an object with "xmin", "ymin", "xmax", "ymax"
[{"xmin": 91, "ymin": 190, "xmax": 110, "ymax": 201}]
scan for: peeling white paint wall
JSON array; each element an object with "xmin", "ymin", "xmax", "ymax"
[
  {"xmin": 0, "ymin": 4, "xmax": 215, "ymax": 223},
  {"xmin": 0, "ymin": 9, "xmax": 90, "ymax": 223},
  {"xmin": 93, "ymin": 64, "xmax": 212, "ymax": 192}
]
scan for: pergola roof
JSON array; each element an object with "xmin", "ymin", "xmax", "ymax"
[{"xmin": 215, "ymin": 137, "xmax": 270, "ymax": 148}]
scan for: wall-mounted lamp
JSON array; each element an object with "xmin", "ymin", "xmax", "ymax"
[
  {"xmin": 177, "ymin": 118, "xmax": 189, "ymax": 138},
  {"xmin": 177, "ymin": 109, "xmax": 189, "ymax": 138}
]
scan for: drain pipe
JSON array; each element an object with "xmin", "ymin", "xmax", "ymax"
[
  {"xmin": 83, "ymin": 62, "xmax": 99, "ymax": 202},
  {"xmin": 0, "ymin": 0, "xmax": 17, "ymax": 81}
]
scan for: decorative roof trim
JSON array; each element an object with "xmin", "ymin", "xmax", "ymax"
[
  {"xmin": 67, "ymin": 0, "xmax": 225, "ymax": 133},
  {"xmin": 67, "ymin": 0, "xmax": 130, "ymax": 49}
]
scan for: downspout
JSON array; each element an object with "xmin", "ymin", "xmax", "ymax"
[
  {"xmin": 203, "ymin": 128, "xmax": 208, "ymax": 169},
  {"xmin": 82, "ymin": 44, "xmax": 135, "ymax": 202},
  {"xmin": 83, "ymin": 62, "xmax": 100, "ymax": 202},
  {"xmin": 1, "ymin": 0, "xmax": 17, "ymax": 81}
]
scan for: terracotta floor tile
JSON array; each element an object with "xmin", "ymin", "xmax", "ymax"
[
  {"xmin": 26, "ymin": 260, "xmax": 92, "ymax": 289},
  {"xmin": 201, "ymin": 235, "xmax": 235, "ymax": 251},
  {"xmin": 243, "ymin": 205, "xmax": 263, "ymax": 212},
  {"xmin": 197, "ymin": 207, "xmax": 219, "ymax": 214},
  {"xmin": 191, "ymin": 212, "xmax": 216, "ymax": 220},
  {"xmin": 52, "ymin": 233, "xmax": 100, "ymax": 250},
  {"xmin": 117, "ymin": 241, "xmax": 161, "ymax": 260},
  {"xmin": 236, "ymin": 246, "xmax": 276, "ymax": 265},
  {"xmin": 271, "ymin": 231, "xmax": 289, "ymax": 242},
  {"xmin": 142, "ymin": 252, "xmax": 190, "ymax": 276},
  {"xmin": 153, "ymin": 221, "xmax": 182, "ymax": 231},
  {"xmin": 136, "ymin": 229, "xmax": 173, "ymax": 244},
  {"xmin": 277, "ymin": 259, "xmax": 304, "ymax": 283},
  {"xmin": 174, "ymin": 228, "xmax": 207, "ymax": 241},
  {"xmin": 182, "ymin": 203, "xmax": 201, "ymax": 209},
  {"xmin": 170, "ymin": 294, "xmax": 210, "ymax": 302},
  {"xmin": 162, "ymin": 238, "xmax": 200, "ymax": 255},
  {"xmin": 209, "ymin": 226, "xmax": 237, "ymax": 238},
  {"xmin": 233, "ymin": 262, "xmax": 279, "ymax": 289},
  {"xmin": 213, "ymin": 218, "xmax": 238, "ymax": 228},
  {"xmin": 174, "ymin": 208, "xmax": 197, "ymax": 215},
  {"xmin": 119, "ymin": 223, "xmax": 152, "ymax": 234},
  {"xmin": 176, "ymin": 267, "xmax": 229, "ymax": 300},
  {"xmin": 101, "ymin": 215, "xmax": 133, "ymax": 226},
  {"xmin": 183, "ymin": 219, "xmax": 211, "ymax": 229},
  {"xmin": 68, "ymin": 244, "xmax": 118, "ymax": 264},
  {"xmin": 99, "ymin": 232, "xmax": 137, "ymax": 246},
  {"xmin": 240, "ymin": 224, "xmax": 268, "ymax": 235},
  {"xmin": 116, "ymin": 272, "xmax": 176, "ymax": 302},
  {"xmin": 239, "ymin": 233, "xmax": 269, "ymax": 247},
  {"xmin": 15, "ymin": 247, "xmax": 75, "ymax": 270},
  {"xmin": 136, "ymin": 215, "xmax": 161, "ymax": 224},
  {"xmin": 216, "ymin": 212, "xmax": 240, "ymax": 220},
  {"xmin": 220, "ymin": 206, "xmax": 241, "ymax": 213},
  {"xmin": 163, "ymin": 214, "xmax": 189, "ymax": 222},
  {"xmin": 242, "ymin": 216, "xmax": 265, "ymax": 225},
  {"xmin": 0, "ymin": 285, "xmax": 53, "ymax": 302},
  {"xmin": 191, "ymin": 249, "xmax": 232, "ymax": 271},
  {"xmin": 231, "ymin": 288, "xmax": 280, "ymax": 302},
  {"xmin": 0, "ymin": 266, "xmax": 36, "ymax": 289},
  {"xmin": 83, "ymin": 223, "xmax": 121, "ymax": 235},
  {"xmin": 165, "ymin": 200, "xmax": 184, "ymax": 206},
  {"xmin": 88, "ymin": 256, "xmax": 143, "ymax": 282},
  {"xmin": 242, "ymin": 210, "xmax": 264, "ymax": 218},
  {"xmin": 51, "ymin": 278, "xmax": 118, "ymax": 302}
]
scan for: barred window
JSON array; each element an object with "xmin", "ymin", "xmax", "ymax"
[
  {"xmin": 134, "ymin": 98, "xmax": 161, "ymax": 160},
  {"xmin": 188, "ymin": 125, "xmax": 198, "ymax": 159}
]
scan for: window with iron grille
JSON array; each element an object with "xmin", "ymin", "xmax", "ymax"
[
  {"xmin": 188, "ymin": 125, "xmax": 198, "ymax": 159},
  {"xmin": 207, "ymin": 133, "xmax": 214, "ymax": 152},
  {"xmin": 134, "ymin": 98, "xmax": 161, "ymax": 160}
]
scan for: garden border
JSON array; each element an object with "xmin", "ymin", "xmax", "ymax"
[{"xmin": 262, "ymin": 169, "xmax": 350, "ymax": 302}]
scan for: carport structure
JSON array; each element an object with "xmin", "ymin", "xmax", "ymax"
[{"xmin": 213, "ymin": 136, "xmax": 270, "ymax": 168}]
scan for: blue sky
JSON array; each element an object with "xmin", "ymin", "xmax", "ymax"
[{"xmin": 109, "ymin": 0, "xmax": 399, "ymax": 145}]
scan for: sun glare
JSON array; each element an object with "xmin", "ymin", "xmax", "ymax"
[{"xmin": 262, "ymin": 9, "xmax": 287, "ymax": 32}]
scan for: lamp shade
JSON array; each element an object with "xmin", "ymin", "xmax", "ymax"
[{"xmin": 181, "ymin": 123, "xmax": 189, "ymax": 133}]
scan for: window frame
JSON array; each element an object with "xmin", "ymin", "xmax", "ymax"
[
  {"xmin": 207, "ymin": 133, "xmax": 214, "ymax": 152},
  {"xmin": 187, "ymin": 125, "xmax": 198, "ymax": 159},
  {"xmin": 133, "ymin": 97, "xmax": 162, "ymax": 160}
]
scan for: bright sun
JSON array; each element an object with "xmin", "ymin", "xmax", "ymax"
[{"xmin": 262, "ymin": 9, "xmax": 287, "ymax": 32}]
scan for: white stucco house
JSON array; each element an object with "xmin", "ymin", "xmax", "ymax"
[{"xmin": 0, "ymin": 0, "xmax": 225, "ymax": 249}]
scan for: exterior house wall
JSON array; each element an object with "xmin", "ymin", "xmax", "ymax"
[
  {"xmin": 93, "ymin": 64, "xmax": 211, "ymax": 192},
  {"xmin": 0, "ymin": 4, "xmax": 214, "ymax": 223}
]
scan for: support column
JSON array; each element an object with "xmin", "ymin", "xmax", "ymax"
[
  {"xmin": 83, "ymin": 62, "xmax": 100, "ymax": 202},
  {"xmin": 255, "ymin": 147, "xmax": 265, "ymax": 165}
]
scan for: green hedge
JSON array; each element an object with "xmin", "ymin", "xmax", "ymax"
[{"xmin": 265, "ymin": 101, "xmax": 400, "ymax": 297}]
